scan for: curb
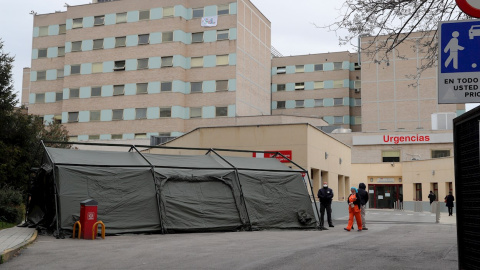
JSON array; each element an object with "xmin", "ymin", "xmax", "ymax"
[{"xmin": 0, "ymin": 230, "xmax": 38, "ymax": 264}]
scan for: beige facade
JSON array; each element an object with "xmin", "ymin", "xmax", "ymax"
[
  {"xmin": 146, "ymin": 123, "xmax": 352, "ymax": 201},
  {"xmin": 24, "ymin": 0, "xmax": 272, "ymax": 141},
  {"xmin": 360, "ymin": 33, "xmax": 465, "ymax": 132},
  {"xmin": 271, "ymin": 52, "xmax": 362, "ymax": 132}
]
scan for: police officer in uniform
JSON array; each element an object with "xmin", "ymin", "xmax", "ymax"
[{"xmin": 317, "ymin": 182, "xmax": 334, "ymax": 230}]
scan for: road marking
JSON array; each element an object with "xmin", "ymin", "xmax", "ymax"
[
  {"xmin": 407, "ymin": 214, "xmax": 413, "ymax": 216},
  {"xmin": 395, "ymin": 214, "xmax": 402, "ymax": 215}
]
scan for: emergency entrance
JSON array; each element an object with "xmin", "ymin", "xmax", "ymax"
[{"xmin": 368, "ymin": 184, "xmax": 403, "ymax": 209}]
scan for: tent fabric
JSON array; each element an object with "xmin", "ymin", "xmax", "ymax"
[{"xmin": 28, "ymin": 147, "xmax": 317, "ymax": 235}]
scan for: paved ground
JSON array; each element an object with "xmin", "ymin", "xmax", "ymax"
[{"xmin": 2, "ymin": 210, "xmax": 458, "ymax": 269}]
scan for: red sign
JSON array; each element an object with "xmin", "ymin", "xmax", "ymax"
[
  {"xmin": 456, "ymin": 0, "xmax": 480, "ymax": 18},
  {"xmin": 253, "ymin": 150, "xmax": 292, "ymax": 163}
]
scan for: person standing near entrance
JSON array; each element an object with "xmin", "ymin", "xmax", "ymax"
[
  {"xmin": 428, "ymin": 191, "xmax": 436, "ymax": 204},
  {"xmin": 344, "ymin": 187, "xmax": 362, "ymax": 232},
  {"xmin": 317, "ymin": 182, "xmax": 334, "ymax": 230},
  {"xmin": 357, "ymin": 183, "xmax": 369, "ymax": 230},
  {"xmin": 444, "ymin": 192, "xmax": 455, "ymax": 216}
]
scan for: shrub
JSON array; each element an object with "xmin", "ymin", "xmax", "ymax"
[{"xmin": 0, "ymin": 187, "xmax": 24, "ymax": 224}]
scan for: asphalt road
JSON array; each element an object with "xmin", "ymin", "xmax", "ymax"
[{"xmin": 3, "ymin": 210, "xmax": 458, "ymax": 270}]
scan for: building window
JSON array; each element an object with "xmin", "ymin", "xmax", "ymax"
[
  {"xmin": 415, "ymin": 183, "xmax": 422, "ymax": 201},
  {"xmin": 333, "ymin": 80, "xmax": 344, "ymax": 88},
  {"xmin": 94, "ymin": 15, "xmax": 105, "ymax": 26},
  {"xmin": 161, "ymin": 56, "xmax": 173, "ymax": 67},
  {"xmin": 71, "ymin": 41, "xmax": 82, "ymax": 52},
  {"xmin": 114, "ymin": 60, "xmax": 126, "ymax": 71},
  {"xmin": 135, "ymin": 108, "xmax": 147, "ymax": 119},
  {"xmin": 89, "ymin": 135, "xmax": 100, "ymax": 140},
  {"xmin": 58, "ymin": 47, "xmax": 65, "ymax": 57},
  {"xmin": 432, "ymin": 150, "xmax": 451, "ymax": 158},
  {"xmin": 191, "ymin": 57, "xmax": 203, "ymax": 68},
  {"xmin": 163, "ymin": 7, "xmax": 174, "ymax": 17},
  {"xmin": 135, "ymin": 133, "xmax": 147, "ymax": 139},
  {"xmin": 162, "ymin": 31, "xmax": 173, "ymax": 42},
  {"xmin": 295, "ymin": 65, "xmax": 304, "ymax": 73},
  {"xmin": 192, "ymin": 8, "xmax": 204, "ymax": 18},
  {"xmin": 277, "ymin": 84, "xmax": 286, "ymax": 91},
  {"xmin": 56, "ymin": 92, "xmax": 63, "ymax": 101},
  {"xmin": 37, "ymin": 71, "xmax": 46, "ymax": 81},
  {"xmin": 217, "ymin": 4, "xmax": 229, "ymax": 15},
  {"xmin": 161, "ymin": 81, "xmax": 172, "ymax": 92},
  {"xmin": 59, "ymin": 24, "xmax": 66, "ymax": 34},
  {"xmin": 92, "ymin": 62, "xmax": 103, "ymax": 73},
  {"xmin": 354, "ymin": 116, "xmax": 362, "ymax": 125},
  {"xmin": 216, "ymin": 107, "xmax": 228, "ymax": 117},
  {"xmin": 354, "ymin": 80, "xmax": 361, "ymax": 89},
  {"xmin": 93, "ymin": 39, "xmax": 103, "ymax": 50},
  {"xmin": 277, "ymin": 101, "xmax": 286, "ymax": 109},
  {"xmin": 334, "ymin": 98, "xmax": 343, "ymax": 106},
  {"xmin": 217, "ymin": 30, "xmax": 229, "ymax": 40},
  {"xmin": 91, "ymin": 86, "xmax": 101, "ymax": 97},
  {"xmin": 160, "ymin": 107, "xmax": 171, "ymax": 118},
  {"xmin": 216, "ymin": 55, "xmax": 229, "ymax": 66},
  {"xmin": 314, "ymin": 64, "xmax": 323, "ymax": 71},
  {"xmin": 138, "ymin": 34, "xmax": 149, "ymax": 45},
  {"xmin": 38, "ymin": 48, "xmax": 47, "ymax": 58},
  {"xmin": 136, "ymin": 83, "xmax": 148, "ymax": 94},
  {"xmin": 355, "ymin": 98, "xmax": 361, "ymax": 106},
  {"xmin": 191, "ymin": 82, "xmax": 203, "ymax": 93},
  {"xmin": 354, "ymin": 62, "xmax": 361, "ymax": 70},
  {"xmin": 68, "ymin": 136, "xmax": 78, "ymax": 142},
  {"xmin": 35, "ymin": 93, "xmax": 45, "ymax": 104},
  {"xmin": 90, "ymin": 110, "xmax": 101, "ymax": 122},
  {"xmin": 276, "ymin": 66, "xmax": 286, "ymax": 74},
  {"xmin": 72, "ymin": 18, "xmax": 83, "ymax": 29},
  {"xmin": 333, "ymin": 62, "xmax": 343, "ymax": 70},
  {"xmin": 38, "ymin": 26, "xmax": 48, "ymax": 37},
  {"xmin": 112, "ymin": 109, "xmax": 123, "ymax": 121},
  {"xmin": 382, "ymin": 150, "xmax": 400, "ymax": 162},
  {"xmin": 295, "ymin": 100, "xmax": 304, "ymax": 108},
  {"xmin": 314, "ymin": 81, "xmax": 324, "ymax": 89},
  {"xmin": 216, "ymin": 80, "xmax": 228, "ymax": 91},
  {"xmin": 69, "ymin": 88, "xmax": 79, "ymax": 99},
  {"xmin": 53, "ymin": 115, "xmax": 62, "ymax": 124},
  {"xmin": 139, "ymin": 10, "xmax": 150, "ymax": 20},
  {"xmin": 57, "ymin": 69, "xmax": 64, "ymax": 78},
  {"xmin": 112, "ymin": 134, "xmax": 123, "ymax": 140},
  {"xmin": 334, "ymin": 116, "xmax": 344, "ymax": 124},
  {"xmin": 190, "ymin": 107, "xmax": 202, "ymax": 118},
  {"xmin": 116, "ymin": 12, "xmax": 127, "ymax": 24},
  {"xmin": 192, "ymin": 32, "xmax": 204, "ymax": 43},
  {"xmin": 314, "ymin": 99, "xmax": 323, "ymax": 107},
  {"xmin": 68, "ymin": 112, "xmax": 79, "ymax": 123},
  {"xmin": 113, "ymin": 85, "xmax": 125, "ymax": 96},
  {"xmin": 295, "ymin": 82, "xmax": 304, "ymax": 90},
  {"xmin": 137, "ymin": 58, "xmax": 149, "ymax": 69},
  {"xmin": 115, "ymin": 36, "xmax": 126, "ymax": 47}
]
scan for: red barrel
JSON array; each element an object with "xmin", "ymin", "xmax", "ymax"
[{"xmin": 79, "ymin": 199, "xmax": 98, "ymax": 240}]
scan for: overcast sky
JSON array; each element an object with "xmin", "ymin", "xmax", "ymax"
[{"xmin": 1, "ymin": 0, "xmax": 476, "ymax": 109}]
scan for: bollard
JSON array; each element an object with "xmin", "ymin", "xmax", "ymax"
[
  {"xmin": 92, "ymin": 221, "xmax": 105, "ymax": 240},
  {"xmin": 435, "ymin": 201, "xmax": 440, "ymax": 223},
  {"xmin": 72, "ymin": 221, "xmax": 81, "ymax": 239}
]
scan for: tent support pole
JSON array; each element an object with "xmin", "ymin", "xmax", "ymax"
[
  {"xmin": 275, "ymin": 152, "xmax": 321, "ymax": 230},
  {"xmin": 41, "ymin": 141, "xmax": 62, "ymax": 238},
  {"xmin": 207, "ymin": 149, "xmax": 252, "ymax": 231},
  {"xmin": 131, "ymin": 146, "xmax": 166, "ymax": 234}
]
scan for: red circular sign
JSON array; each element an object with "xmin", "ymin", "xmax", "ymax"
[{"xmin": 456, "ymin": 0, "xmax": 480, "ymax": 18}]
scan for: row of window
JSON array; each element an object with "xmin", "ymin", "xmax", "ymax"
[
  {"xmin": 274, "ymin": 98, "xmax": 361, "ymax": 109},
  {"xmin": 65, "ymin": 106, "xmax": 229, "ymax": 123},
  {"xmin": 32, "ymin": 54, "xmax": 235, "ymax": 81},
  {"xmin": 273, "ymin": 80, "xmax": 361, "ymax": 92},
  {"xmin": 67, "ymin": 132, "xmax": 178, "ymax": 142},
  {"xmin": 31, "ymin": 80, "xmax": 234, "ymax": 104},
  {"xmin": 36, "ymin": 3, "xmax": 235, "ymax": 36},
  {"xmin": 382, "ymin": 150, "xmax": 451, "ymax": 162},
  {"xmin": 273, "ymin": 62, "xmax": 360, "ymax": 75}
]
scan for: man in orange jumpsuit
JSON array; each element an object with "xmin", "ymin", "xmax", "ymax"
[{"xmin": 344, "ymin": 187, "xmax": 362, "ymax": 231}]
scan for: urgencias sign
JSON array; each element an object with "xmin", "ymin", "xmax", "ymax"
[{"xmin": 353, "ymin": 133, "xmax": 453, "ymax": 146}]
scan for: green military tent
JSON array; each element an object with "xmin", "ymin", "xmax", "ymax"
[{"xmin": 27, "ymin": 143, "xmax": 318, "ymax": 237}]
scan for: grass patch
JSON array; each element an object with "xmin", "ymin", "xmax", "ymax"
[{"xmin": 0, "ymin": 221, "xmax": 16, "ymax": 230}]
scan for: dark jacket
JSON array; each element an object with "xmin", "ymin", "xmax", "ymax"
[
  {"xmin": 357, "ymin": 183, "xmax": 369, "ymax": 206},
  {"xmin": 318, "ymin": 187, "xmax": 334, "ymax": 205},
  {"xmin": 428, "ymin": 192, "xmax": 436, "ymax": 203},
  {"xmin": 347, "ymin": 193, "xmax": 361, "ymax": 206},
  {"xmin": 445, "ymin": 194, "xmax": 454, "ymax": 208}
]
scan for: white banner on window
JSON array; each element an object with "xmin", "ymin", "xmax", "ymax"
[{"xmin": 201, "ymin": 16, "xmax": 218, "ymax": 27}]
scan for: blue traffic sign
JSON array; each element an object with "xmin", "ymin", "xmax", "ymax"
[{"xmin": 441, "ymin": 20, "xmax": 480, "ymax": 73}]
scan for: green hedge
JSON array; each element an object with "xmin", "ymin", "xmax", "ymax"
[{"xmin": 0, "ymin": 187, "xmax": 23, "ymax": 224}]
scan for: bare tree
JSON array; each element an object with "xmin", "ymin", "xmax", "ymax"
[{"xmin": 325, "ymin": 0, "xmax": 470, "ymax": 74}]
